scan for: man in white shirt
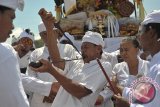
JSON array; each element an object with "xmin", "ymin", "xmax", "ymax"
[
  {"xmin": 30, "ymin": 8, "xmax": 113, "ymax": 107},
  {"xmin": 27, "ymin": 22, "xmax": 80, "ymax": 107},
  {"xmin": 14, "ymin": 29, "xmax": 35, "ymax": 74},
  {"xmin": 0, "ymin": 0, "xmax": 29, "ymax": 107}
]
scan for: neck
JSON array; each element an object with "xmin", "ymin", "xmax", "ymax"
[
  {"xmin": 127, "ymin": 57, "xmax": 138, "ymax": 68},
  {"xmin": 84, "ymin": 55, "xmax": 101, "ymax": 63},
  {"xmin": 127, "ymin": 57, "xmax": 139, "ymax": 76}
]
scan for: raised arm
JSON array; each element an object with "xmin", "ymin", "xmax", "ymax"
[{"xmin": 38, "ymin": 8, "xmax": 65, "ymax": 70}]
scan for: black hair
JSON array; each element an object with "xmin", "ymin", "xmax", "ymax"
[
  {"xmin": 0, "ymin": 5, "xmax": 12, "ymax": 13},
  {"xmin": 122, "ymin": 36, "xmax": 140, "ymax": 49},
  {"xmin": 144, "ymin": 23, "xmax": 160, "ymax": 39},
  {"xmin": 25, "ymin": 29, "xmax": 34, "ymax": 36},
  {"xmin": 60, "ymin": 40, "xmax": 72, "ymax": 45}
]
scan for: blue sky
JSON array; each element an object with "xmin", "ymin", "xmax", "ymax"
[{"xmin": 8, "ymin": 0, "xmax": 160, "ymax": 43}]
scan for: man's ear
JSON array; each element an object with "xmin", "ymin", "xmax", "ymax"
[
  {"xmin": 0, "ymin": 11, "xmax": 2, "ymax": 22},
  {"xmin": 97, "ymin": 45, "xmax": 102, "ymax": 53},
  {"xmin": 149, "ymin": 28, "xmax": 157, "ymax": 39},
  {"xmin": 0, "ymin": 12, "xmax": 2, "ymax": 21}
]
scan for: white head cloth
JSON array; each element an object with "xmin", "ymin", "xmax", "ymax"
[
  {"xmin": 0, "ymin": 0, "xmax": 24, "ymax": 11},
  {"xmin": 82, "ymin": 31, "xmax": 105, "ymax": 48},
  {"xmin": 60, "ymin": 32, "xmax": 74, "ymax": 43},
  {"xmin": 19, "ymin": 30, "xmax": 34, "ymax": 41},
  {"xmin": 141, "ymin": 10, "xmax": 160, "ymax": 25},
  {"xmin": 38, "ymin": 22, "xmax": 46, "ymax": 33},
  {"xmin": 38, "ymin": 22, "xmax": 58, "ymax": 33},
  {"xmin": 11, "ymin": 36, "xmax": 18, "ymax": 44}
]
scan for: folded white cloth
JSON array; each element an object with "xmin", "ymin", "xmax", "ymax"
[
  {"xmin": 0, "ymin": 0, "xmax": 24, "ymax": 11},
  {"xmin": 142, "ymin": 10, "xmax": 160, "ymax": 25},
  {"xmin": 82, "ymin": 31, "xmax": 105, "ymax": 48},
  {"xmin": 19, "ymin": 30, "xmax": 34, "ymax": 41}
]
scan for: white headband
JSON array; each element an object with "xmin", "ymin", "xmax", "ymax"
[
  {"xmin": 142, "ymin": 10, "xmax": 160, "ymax": 25},
  {"xmin": 19, "ymin": 30, "xmax": 34, "ymax": 41},
  {"xmin": 38, "ymin": 22, "xmax": 58, "ymax": 34},
  {"xmin": 0, "ymin": 0, "xmax": 24, "ymax": 11},
  {"xmin": 38, "ymin": 22, "xmax": 46, "ymax": 33},
  {"xmin": 82, "ymin": 31, "xmax": 105, "ymax": 48}
]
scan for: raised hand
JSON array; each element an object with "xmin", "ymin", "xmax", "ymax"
[
  {"xmin": 113, "ymin": 94, "xmax": 130, "ymax": 107},
  {"xmin": 38, "ymin": 8, "xmax": 56, "ymax": 30},
  {"xmin": 13, "ymin": 43, "xmax": 28, "ymax": 58},
  {"xmin": 108, "ymin": 74, "xmax": 124, "ymax": 95}
]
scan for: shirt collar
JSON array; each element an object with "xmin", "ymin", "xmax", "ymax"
[
  {"xmin": 83, "ymin": 59, "xmax": 102, "ymax": 69},
  {"xmin": 150, "ymin": 51, "xmax": 160, "ymax": 67},
  {"xmin": 44, "ymin": 46, "xmax": 49, "ymax": 54}
]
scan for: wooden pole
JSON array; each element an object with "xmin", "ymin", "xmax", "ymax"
[
  {"xmin": 133, "ymin": 0, "xmax": 137, "ymax": 18},
  {"xmin": 96, "ymin": 59, "xmax": 117, "ymax": 94}
]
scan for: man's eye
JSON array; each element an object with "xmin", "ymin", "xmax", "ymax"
[{"xmin": 137, "ymin": 30, "xmax": 143, "ymax": 36}]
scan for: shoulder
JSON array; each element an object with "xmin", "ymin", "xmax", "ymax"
[
  {"xmin": 102, "ymin": 52, "xmax": 117, "ymax": 60},
  {"xmin": 113, "ymin": 61, "xmax": 126, "ymax": 70},
  {"xmin": 31, "ymin": 47, "xmax": 44, "ymax": 56},
  {"xmin": 64, "ymin": 44, "xmax": 74, "ymax": 50},
  {"xmin": 0, "ymin": 43, "xmax": 16, "ymax": 55},
  {"xmin": 0, "ymin": 43, "xmax": 17, "ymax": 63},
  {"xmin": 0, "ymin": 43, "xmax": 14, "ymax": 50},
  {"xmin": 115, "ymin": 61, "xmax": 126, "ymax": 67},
  {"xmin": 139, "ymin": 57, "xmax": 150, "ymax": 67}
]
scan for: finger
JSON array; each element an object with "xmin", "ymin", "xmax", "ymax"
[
  {"xmin": 113, "ymin": 94, "xmax": 121, "ymax": 100},
  {"xmin": 39, "ymin": 59, "xmax": 48, "ymax": 64},
  {"xmin": 29, "ymin": 66, "xmax": 40, "ymax": 72},
  {"xmin": 45, "ymin": 12, "xmax": 52, "ymax": 18},
  {"xmin": 38, "ymin": 8, "xmax": 47, "ymax": 16},
  {"xmin": 43, "ymin": 96, "xmax": 47, "ymax": 103},
  {"xmin": 19, "ymin": 44, "xmax": 25, "ymax": 50},
  {"xmin": 44, "ymin": 13, "xmax": 55, "ymax": 23},
  {"xmin": 51, "ymin": 17, "xmax": 56, "ymax": 23}
]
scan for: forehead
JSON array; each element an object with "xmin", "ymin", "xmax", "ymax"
[
  {"xmin": 120, "ymin": 41, "xmax": 134, "ymax": 48},
  {"xmin": 1, "ymin": 9, "xmax": 15, "ymax": 18},
  {"xmin": 40, "ymin": 31, "xmax": 47, "ymax": 36},
  {"xmin": 19, "ymin": 37, "xmax": 32, "ymax": 41},
  {"xmin": 81, "ymin": 42, "xmax": 95, "ymax": 47}
]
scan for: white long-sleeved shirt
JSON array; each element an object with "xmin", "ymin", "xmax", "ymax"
[
  {"xmin": 51, "ymin": 59, "xmax": 112, "ymax": 107},
  {"xmin": 95, "ymin": 52, "xmax": 118, "ymax": 107},
  {"xmin": 0, "ymin": 43, "xmax": 29, "ymax": 107},
  {"xmin": 21, "ymin": 73, "xmax": 52, "ymax": 96}
]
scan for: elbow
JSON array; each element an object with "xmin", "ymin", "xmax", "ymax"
[
  {"xmin": 51, "ymin": 82, "xmax": 60, "ymax": 95},
  {"xmin": 75, "ymin": 93, "xmax": 86, "ymax": 100},
  {"xmin": 75, "ymin": 89, "xmax": 92, "ymax": 100},
  {"xmin": 52, "ymin": 62, "xmax": 65, "ymax": 70}
]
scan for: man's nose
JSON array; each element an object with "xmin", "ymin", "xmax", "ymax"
[{"xmin": 12, "ymin": 24, "xmax": 14, "ymax": 30}]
